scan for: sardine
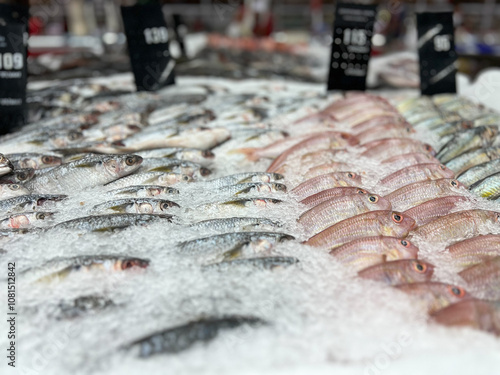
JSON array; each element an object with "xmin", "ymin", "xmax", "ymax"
[
  {"xmin": 104, "ymin": 172, "xmax": 192, "ymax": 190},
  {"xmin": 92, "ymin": 198, "xmax": 179, "ymax": 214},
  {"xmin": 201, "ymin": 173, "xmax": 284, "ymax": 189},
  {"xmin": 22, "ymin": 255, "xmax": 149, "ymax": 283},
  {"xmin": 52, "ymin": 213, "xmax": 173, "ymax": 232},
  {"xmin": 0, "ymin": 184, "xmax": 30, "ymax": 200},
  {"xmin": 5, "ymin": 153, "xmax": 62, "ymax": 169},
  {"xmin": 205, "ymin": 256, "xmax": 299, "ymax": 270},
  {"xmin": 189, "ymin": 217, "xmax": 283, "ymax": 233},
  {"xmin": 178, "ymin": 232, "xmax": 294, "ymax": 261},
  {"xmin": 0, "ymin": 168, "xmax": 35, "ymax": 184},
  {"xmin": 106, "ymin": 185, "xmax": 180, "ymax": 198},
  {"xmin": 447, "ymin": 147, "xmax": 500, "ymax": 176},
  {"xmin": 0, "ymin": 194, "xmax": 66, "ymax": 214},
  {"xmin": 26, "ymin": 155, "xmax": 142, "ymax": 194},
  {"xmin": 135, "ymin": 148, "xmax": 215, "ymax": 164},
  {"xmin": 0, "ymin": 154, "xmax": 13, "ymax": 176},
  {"xmin": 458, "ymin": 158, "xmax": 500, "ymax": 187},
  {"xmin": 0, "ymin": 211, "xmax": 55, "ymax": 229},
  {"xmin": 138, "ymin": 158, "xmax": 211, "ymax": 178},
  {"xmin": 436, "ymin": 126, "xmax": 498, "ymax": 164},
  {"xmin": 126, "ymin": 316, "xmax": 265, "ymax": 357}
]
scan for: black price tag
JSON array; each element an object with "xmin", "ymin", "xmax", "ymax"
[
  {"xmin": 0, "ymin": 24, "xmax": 28, "ymax": 135},
  {"xmin": 327, "ymin": 3, "xmax": 377, "ymax": 91},
  {"xmin": 0, "ymin": 4, "xmax": 29, "ymax": 26},
  {"xmin": 417, "ymin": 12, "xmax": 457, "ymax": 96},
  {"xmin": 121, "ymin": 2, "xmax": 175, "ymax": 91}
]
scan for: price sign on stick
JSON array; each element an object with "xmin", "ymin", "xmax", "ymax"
[
  {"xmin": 121, "ymin": 2, "xmax": 175, "ymax": 91},
  {"xmin": 327, "ymin": 3, "xmax": 377, "ymax": 91},
  {"xmin": 0, "ymin": 24, "xmax": 28, "ymax": 135},
  {"xmin": 417, "ymin": 12, "xmax": 457, "ymax": 96}
]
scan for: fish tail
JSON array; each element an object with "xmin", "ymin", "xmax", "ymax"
[{"xmin": 229, "ymin": 148, "xmax": 260, "ymax": 161}]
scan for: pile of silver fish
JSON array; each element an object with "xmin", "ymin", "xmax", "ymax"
[{"xmin": 1, "ymin": 77, "xmax": 500, "ymax": 373}]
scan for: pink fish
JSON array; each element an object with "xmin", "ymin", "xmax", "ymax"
[{"xmin": 358, "ymin": 259, "xmax": 434, "ymax": 286}]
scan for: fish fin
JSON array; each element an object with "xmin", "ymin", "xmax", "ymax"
[
  {"xmin": 221, "ymin": 200, "xmax": 247, "ymax": 207},
  {"xmin": 234, "ymin": 186, "xmax": 253, "ymax": 196},
  {"xmin": 244, "ymin": 134, "xmax": 261, "ymax": 142},
  {"xmin": 74, "ymin": 162, "xmax": 95, "ymax": 168},
  {"xmin": 228, "ymin": 148, "xmax": 259, "ymax": 161},
  {"xmin": 27, "ymin": 140, "xmax": 45, "ymax": 146},
  {"xmin": 381, "ymin": 254, "xmax": 388, "ymax": 263},
  {"xmin": 236, "ymin": 177, "xmax": 254, "ymax": 184},
  {"xmin": 166, "ymin": 130, "xmax": 180, "ymax": 138},
  {"xmin": 108, "ymin": 204, "xmax": 127, "ymax": 213},
  {"xmin": 93, "ymin": 226, "xmax": 122, "ymax": 232},
  {"xmin": 149, "ymin": 166, "xmax": 173, "ymax": 172},
  {"xmin": 222, "ymin": 243, "xmax": 248, "ymax": 260}
]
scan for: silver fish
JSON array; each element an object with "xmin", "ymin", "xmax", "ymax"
[
  {"xmin": 189, "ymin": 217, "xmax": 283, "ymax": 233},
  {"xmin": 106, "ymin": 185, "xmax": 180, "ymax": 198},
  {"xmin": 52, "ymin": 213, "xmax": 174, "ymax": 232},
  {"xmin": 92, "ymin": 198, "xmax": 179, "ymax": 214},
  {"xmin": 0, "ymin": 194, "xmax": 66, "ymax": 214},
  {"xmin": 5, "ymin": 153, "xmax": 62, "ymax": 169},
  {"xmin": 26, "ymin": 155, "xmax": 142, "ymax": 194},
  {"xmin": 201, "ymin": 173, "xmax": 284, "ymax": 189},
  {"xmin": 126, "ymin": 316, "xmax": 265, "ymax": 357},
  {"xmin": 0, "ymin": 184, "xmax": 30, "ymax": 200},
  {"xmin": 0, "ymin": 154, "xmax": 13, "ymax": 177}
]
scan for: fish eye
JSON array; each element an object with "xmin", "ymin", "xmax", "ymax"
[
  {"xmin": 125, "ymin": 157, "xmax": 135, "ymax": 166},
  {"xmin": 68, "ymin": 131, "xmax": 81, "ymax": 141},
  {"xmin": 412, "ymin": 261, "xmax": 427, "ymax": 273},
  {"xmin": 167, "ymin": 188, "xmax": 177, "ymax": 194},
  {"xmin": 36, "ymin": 213, "xmax": 46, "ymax": 220},
  {"xmin": 448, "ymin": 286, "xmax": 466, "ymax": 298},
  {"xmin": 121, "ymin": 260, "xmax": 135, "ymax": 270},
  {"xmin": 368, "ymin": 195, "xmax": 378, "ymax": 203},
  {"xmin": 42, "ymin": 156, "xmax": 53, "ymax": 164},
  {"xmin": 182, "ymin": 175, "xmax": 190, "ymax": 181},
  {"xmin": 271, "ymin": 199, "xmax": 280, "ymax": 204},
  {"xmin": 424, "ymin": 144, "xmax": 433, "ymax": 152},
  {"xmin": 10, "ymin": 184, "xmax": 20, "ymax": 191},
  {"xmin": 200, "ymin": 168, "xmax": 211, "ymax": 176},
  {"xmin": 160, "ymin": 202, "xmax": 170, "ymax": 210},
  {"xmin": 451, "ymin": 180, "xmax": 458, "ymax": 187},
  {"xmin": 439, "ymin": 165, "xmax": 446, "ymax": 170},
  {"xmin": 400, "ymin": 240, "xmax": 409, "ymax": 247},
  {"xmin": 357, "ymin": 189, "xmax": 367, "ymax": 194},
  {"xmin": 340, "ymin": 133, "xmax": 350, "ymax": 140},
  {"xmin": 347, "ymin": 172, "xmax": 356, "ymax": 179},
  {"xmin": 18, "ymin": 172, "xmax": 28, "ymax": 180},
  {"xmin": 392, "ymin": 213, "xmax": 403, "ymax": 223}
]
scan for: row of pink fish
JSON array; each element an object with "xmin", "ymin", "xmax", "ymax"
[{"xmin": 238, "ymin": 92, "xmax": 500, "ymax": 336}]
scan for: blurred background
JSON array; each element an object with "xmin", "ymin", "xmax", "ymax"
[{"xmin": 1, "ymin": 0, "xmax": 499, "ymax": 86}]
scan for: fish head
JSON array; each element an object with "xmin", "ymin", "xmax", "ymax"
[
  {"xmin": 53, "ymin": 130, "xmax": 85, "ymax": 148},
  {"xmin": 104, "ymin": 155, "xmax": 143, "ymax": 177},
  {"xmin": 0, "ymin": 154, "xmax": 13, "ymax": 169},
  {"xmin": 435, "ymin": 164, "xmax": 456, "ymax": 179},
  {"xmin": 386, "ymin": 211, "xmax": 416, "ymax": 236},
  {"xmin": 195, "ymin": 167, "xmax": 212, "ymax": 178},
  {"xmin": 159, "ymin": 173, "xmax": 193, "ymax": 185},
  {"xmin": 430, "ymin": 299, "xmax": 498, "ymax": 332},
  {"xmin": 404, "ymin": 260, "xmax": 435, "ymax": 282},
  {"xmin": 202, "ymin": 150, "xmax": 215, "ymax": 159},
  {"xmin": 386, "ymin": 238, "xmax": 419, "ymax": 261},
  {"xmin": 342, "ymin": 172, "xmax": 362, "ymax": 186},
  {"xmin": 119, "ymin": 258, "xmax": 150, "ymax": 271},
  {"xmin": 8, "ymin": 214, "xmax": 30, "ymax": 228},
  {"xmin": 40, "ymin": 154, "xmax": 63, "ymax": 168},
  {"xmin": 365, "ymin": 194, "xmax": 392, "ymax": 211},
  {"xmin": 423, "ymin": 143, "xmax": 436, "ymax": 156},
  {"xmin": 15, "ymin": 168, "xmax": 35, "ymax": 182},
  {"xmin": 440, "ymin": 179, "xmax": 467, "ymax": 192},
  {"xmin": 6, "ymin": 184, "xmax": 29, "ymax": 194}
]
